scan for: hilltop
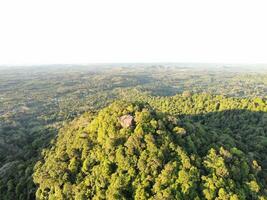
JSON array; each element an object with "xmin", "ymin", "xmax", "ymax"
[{"xmin": 33, "ymin": 100, "xmax": 267, "ymax": 199}]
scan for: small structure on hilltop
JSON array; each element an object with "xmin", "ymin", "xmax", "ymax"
[
  {"xmin": 119, "ymin": 115, "xmax": 134, "ymax": 128},
  {"xmin": 79, "ymin": 132, "xmax": 88, "ymax": 138}
]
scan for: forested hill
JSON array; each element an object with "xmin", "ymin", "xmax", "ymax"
[
  {"xmin": 33, "ymin": 96, "xmax": 267, "ymax": 199},
  {"xmin": 0, "ymin": 64, "xmax": 266, "ymax": 199}
]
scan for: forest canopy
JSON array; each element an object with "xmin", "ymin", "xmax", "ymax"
[
  {"xmin": 33, "ymin": 100, "xmax": 267, "ymax": 199},
  {"xmin": 0, "ymin": 65, "xmax": 266, "ymax": 199}
]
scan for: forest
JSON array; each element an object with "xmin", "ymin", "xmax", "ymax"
[{"xmin": 0, "ymin": 64, "xmax": 266, "ymax": 199}]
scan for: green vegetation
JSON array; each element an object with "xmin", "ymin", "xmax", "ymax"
[
  {"xmin": 33, "ymin": 101, "xmax": 267, "ymax": 199},
  {"xmin": 0, "ymin": 64, "xmax": 266, "ymax": 199}
]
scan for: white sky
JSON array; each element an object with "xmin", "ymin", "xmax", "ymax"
[{"xmin": 0, "ymin": 0, "xmax": 266, "ymax": 65}]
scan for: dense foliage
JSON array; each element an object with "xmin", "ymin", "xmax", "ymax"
[
  {"xmin": 33, "ymin": 101, "xmax": 267, "ymax": 199},
  {"xmin": 0, "ymin": 65, "xmax": 266, "ymax": 199}
]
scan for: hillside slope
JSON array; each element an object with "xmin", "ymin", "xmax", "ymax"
[{"xmin": 33, "ymin": 100, "xmax": 267, "ymax": 199}]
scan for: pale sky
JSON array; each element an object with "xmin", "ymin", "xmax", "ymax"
[{"xmin": 0, "ymin": 0, "xmax": 266, "ymax": 65}]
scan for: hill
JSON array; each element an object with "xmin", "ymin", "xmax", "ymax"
[
  {"xmin": 33, "ymin": 101, "xmax": 267, "ymax": 199},
  {"xmin": 0, "ymin": 65, "xmax": 266, "ymax": 199}
]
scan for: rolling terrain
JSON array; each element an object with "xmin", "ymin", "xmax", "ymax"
[{"xmin": 0, "ymin": 64, "xmax": 266, "ymax": 199}]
